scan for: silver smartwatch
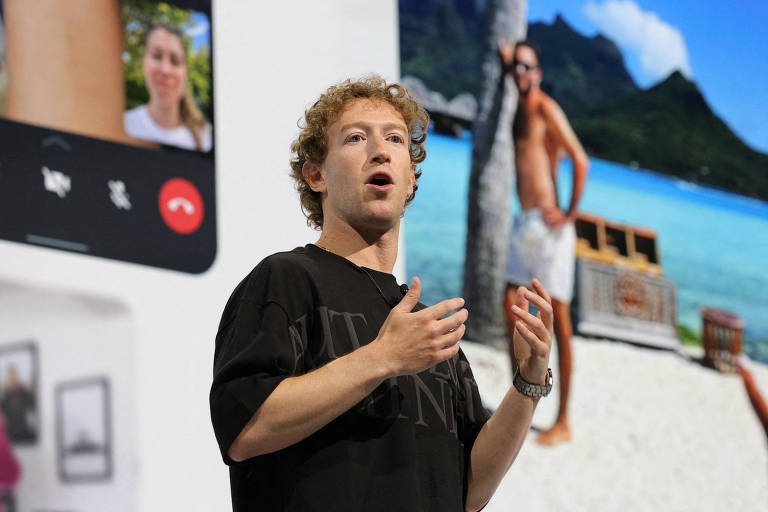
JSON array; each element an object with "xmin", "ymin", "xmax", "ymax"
[{"xmin": 513, "ymin": 368, "xmax": 553, "ymax": 399}]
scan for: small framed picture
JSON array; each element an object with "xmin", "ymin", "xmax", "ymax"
[
  {"xmin": 56, "ymin": 377, "xmax": 112, "ymax": 483},
  {"xmin": 0, "ymin": 341, "xmax": 39, "ymax": 444}
]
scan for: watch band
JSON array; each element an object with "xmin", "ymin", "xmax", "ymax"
[{"xmin": 513, "ymin": 368, "xmax": 553, "ymax": 398}]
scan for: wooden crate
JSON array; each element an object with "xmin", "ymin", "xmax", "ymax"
[
  {"xmin": 574, "ymin": 212, "xmax": 662, "ymax": 275},
  {"xmin": 575, "ymin": 258, "xmax": 679, "ymax": 349},
  {"xmin": 572, "ymin": 212, "xmax": 679, "ymax": 348},
  {"xmin": 702, "ymin": 307, "xmax": 744, "ymax": 373}
]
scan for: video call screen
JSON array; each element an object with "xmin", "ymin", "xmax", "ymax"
[{"xmin": 0, "ymin": 0, "xmax": 216, "ymax": 274}]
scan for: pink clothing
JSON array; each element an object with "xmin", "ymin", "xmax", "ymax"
[{"xmin": 0, "ymin": 416, "xmax": 20, "ymax": 512}]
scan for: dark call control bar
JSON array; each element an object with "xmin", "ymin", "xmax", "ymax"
[{"xmin": 0, "ymin": 119, "xmax": 217, "ymax": 274}]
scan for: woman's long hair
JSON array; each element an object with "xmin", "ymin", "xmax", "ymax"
[{"xmin": 179, "ymin": 88, "xmax": 207, "ymax": 151}]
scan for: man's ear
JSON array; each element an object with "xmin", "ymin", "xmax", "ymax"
[
  {"xmin": 407, "ymin": 164, "xmax": 416, "ymax": 196},
  {"xmin": 302, "ymin": 161, "xmax": 326, "ymax": 193}
]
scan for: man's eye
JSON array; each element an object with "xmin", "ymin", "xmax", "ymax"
[
  {"xmin": 347, "ymin": 134, "xmax": 363, "ymax": 142},
  {"xmin": 389, "ymin": 135, "xmax": 404, "ymax": 144}
]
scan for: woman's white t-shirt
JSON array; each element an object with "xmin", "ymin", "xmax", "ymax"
[{"xmin": 124, "ymin": 105, "xmax": 212, "ymax": 152}]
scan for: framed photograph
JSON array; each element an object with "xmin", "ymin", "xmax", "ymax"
[
  {"xmin": 0, "ymin": 341, "xmax": 39, "ymax": 444},
  {"xmin": 56, "ymin": 377, "xmax": 112, "ymax": 483}
]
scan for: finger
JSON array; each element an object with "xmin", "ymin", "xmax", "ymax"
[
  {"xmin": 510, "ymin": 304, "xmax": 550, "ymax": 343},
  {"xmin": 523, "ymin": 288, "xmax": 550, "ymax": 313},
  {"xmin": 531, "ymin": 278, "xmax": 555, "ymax": 333},
  {"xmin": 514, "ymin": 285, "xmax": 529, "ymax": 311},
  {"xmin": 434, "ymin": 308, "xmax": 468, "ymax": 334},
  {"xmin": 394, "ymin": 276, "xmax": 421, "ymax": 313},
  {"xmin": 531, "ymin": 278, "xmax": 552, "ymax": 305},
  {"xmin": 422, "ymin": 296, "xmax": 465, "ymax": 320},
  {"xmin": 435, "ymin": 338, "xmax": 462, "ymax": 363},
  {"xmin": 437, "ymin": 324, "xmax": 465, "ymax": 350},
  {"xmin": 515, "ymin": 321, "xmax": 548, "ymax": 358},
  {"xmin": 523, "ymin": 287, "xmax": 553, "ymax": 330}
]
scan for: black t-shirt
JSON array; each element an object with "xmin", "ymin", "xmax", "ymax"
[
  {"xmin": 0, "ymin": 387, "xmax": 36, "ymax": 442},
  {"xmin": 210, "ymin": 245, "xmax": 489, "ymax": 511}
]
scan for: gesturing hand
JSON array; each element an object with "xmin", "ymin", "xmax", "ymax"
[
  {"xmin": 371, "ymin": 277, "xmax": 467, "ymax": 377},
  {"xmin": 509, "ymin": 278, "xmax": 554, "ymax": 385},
  {"xmin": 540, "ymin": 205, "xmax": 568, "ymax": 228}
]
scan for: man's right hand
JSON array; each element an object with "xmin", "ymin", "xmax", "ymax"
[
  {"xmin": 498, "ymin": 39, "xmax": 515, "ymax": 70},
  {"xmin": 540, "ymin": 204, "xmax": 569, "ymax": 228},
  {"xmin": 371, "ymin": 277, "xmax": 467, "ymax": 377}
]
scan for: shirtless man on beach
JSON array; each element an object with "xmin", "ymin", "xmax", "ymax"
[{"xmin": 500, "ymin": 40, "xmax": 589, "ymax": 446}]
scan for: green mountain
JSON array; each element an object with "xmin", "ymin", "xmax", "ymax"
[
  {"xmin": 398, "ymin": 0, "xmax": 488, "ymax": 101},
  {"xmin": 528, "ymin": 14, "xmax": 639, "ymax": 118},
  {"xmin": 572, "ymin": 71, "xmax": 768, "ymax": 199},
  {"xmin": 398, "ymin": 8, "xmax": 768, "ymax": 200}
]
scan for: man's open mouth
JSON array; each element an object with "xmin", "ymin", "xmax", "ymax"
[{"xmin": 367, "ymin": 173, "xmax": 393, "ymax": 190}]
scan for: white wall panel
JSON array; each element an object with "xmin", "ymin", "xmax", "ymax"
[{"xmin": 0, "ymin": 1, "xmax": 401, "ymax": 510}]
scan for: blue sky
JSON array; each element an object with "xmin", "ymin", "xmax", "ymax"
[
  {"xmin": 187, "ymin": 12, "xmax": 211, "ymax": 52},
  {"xmin": 527, "ymin": 0, "xmax": 768, "ymax": 153}
]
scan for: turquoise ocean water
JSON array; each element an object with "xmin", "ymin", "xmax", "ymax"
[{"xmin": 405, "ymin": 132, "xmax": 768, "ymax": 363}]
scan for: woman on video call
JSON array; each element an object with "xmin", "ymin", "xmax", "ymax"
[{"xmin": 124, "ymin": 25, "xmax": 212, "ymax": 152}]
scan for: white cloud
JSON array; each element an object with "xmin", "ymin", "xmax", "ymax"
[
  {"xmin": 185, "ymin": 20, "xmax": 210, "ymax": 39},
  {"xmin": 584, "ymin": 0, "xmax": 692, "ymax": 81}
]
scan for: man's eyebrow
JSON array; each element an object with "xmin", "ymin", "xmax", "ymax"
[{"xmin": 338, "ymin": 121, "xmax": 408, "ymax": 133}]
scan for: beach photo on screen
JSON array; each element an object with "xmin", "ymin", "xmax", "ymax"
[{"xmin": 398, "ymin": 1, "xmax": 768, "ymax": 509}]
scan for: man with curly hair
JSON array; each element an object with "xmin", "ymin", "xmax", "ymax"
[{"xmin": 210, "ymin": 75, "xmax": 555, "ymax": 512}]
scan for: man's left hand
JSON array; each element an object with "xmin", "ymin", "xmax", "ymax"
[
  {"xmin": 509, "ymin": 278, "xmax": 554, "ymax": 386},
  {"xmin": 540, "ymin": 205, "xmax": 569, "ymax": 228}
]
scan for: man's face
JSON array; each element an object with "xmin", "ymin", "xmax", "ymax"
[
  {"xmin": 306, "ymin": 98, "xmax": 415, "ymax": 233},
  {"xmin": 512, "ymin": 45, "xmax": 541, "ymax": 95}
]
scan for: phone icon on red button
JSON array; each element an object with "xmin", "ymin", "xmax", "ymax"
[
  {"xmin": 168, "ymin": 196, "xmax": 196, "ymax": 215},
  {"xmin": 159, "ymin": 178, "xmax": 204, "ymax": 234}
]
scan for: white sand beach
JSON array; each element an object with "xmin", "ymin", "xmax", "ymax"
[{"xmin": 462, "ymin": 337, "xmax": 768, "ymax": 512}]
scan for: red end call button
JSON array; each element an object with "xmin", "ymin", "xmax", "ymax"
[{"xmin": 158, "ymin": 178, "xmax": 204, "ymax": 235}]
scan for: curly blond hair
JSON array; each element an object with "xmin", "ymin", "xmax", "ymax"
[{"xmin": 289, "ymin": 75, "xmax": 430, "ymax": 230}]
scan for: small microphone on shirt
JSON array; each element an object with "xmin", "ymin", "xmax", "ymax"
[{"xmin": 386, "ymin": 284, "xmax": 410, "ymax": 308}]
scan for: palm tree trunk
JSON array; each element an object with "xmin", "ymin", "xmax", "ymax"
[{"xmin": 463, "ymin": 0, "xmax": 527, "ymax": 347}]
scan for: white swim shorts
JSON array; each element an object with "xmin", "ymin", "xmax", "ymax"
[{"xmin": 505, "ymin": 208, "xmax": 576, "ymax": 303}]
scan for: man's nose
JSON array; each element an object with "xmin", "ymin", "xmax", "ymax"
[{"xmin": 370, "ymin": 136, "xmax": 391, "ymax": 164}]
